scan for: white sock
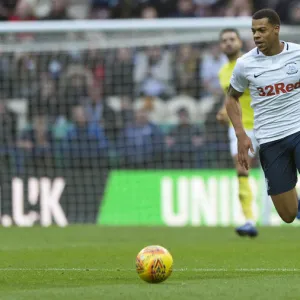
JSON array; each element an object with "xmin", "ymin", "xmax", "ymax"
[{"xmin": 246, "ymin": 220, "xmax": 255, "ymax": 226}]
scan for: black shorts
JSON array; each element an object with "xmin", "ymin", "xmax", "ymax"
[{"xmin": 259, "ymin": 131, "xmax": 300, "ymax": 196}]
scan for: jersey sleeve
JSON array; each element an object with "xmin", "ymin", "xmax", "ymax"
[
  {"xmin": 218, "ymin": 65, "xmax": 228, "ymax": 94},
  {"xmin": 230, "ymin": 58, "xmax": 248, "ymax": 93}
]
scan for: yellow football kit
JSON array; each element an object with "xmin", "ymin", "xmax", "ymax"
[
  {"xmin": 218, "ymin": 59, "xmax": 255, "ymax": 222},
  {"xmin": 218, "ymin": 60, "xmax": 254, "ymax": 130}
]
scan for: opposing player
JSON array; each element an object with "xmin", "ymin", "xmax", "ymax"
[
  {"xmin": 217, "ymin": 29, "xmax": 258, "ymax": 237},
  {"xmin": 226, "ymin": 8, "xmax": 300, "ymax": 224}
]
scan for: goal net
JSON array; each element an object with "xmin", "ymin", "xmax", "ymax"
[{"xmin": 0, "ymin": 18, "xmax": 299, "ymax": 227}]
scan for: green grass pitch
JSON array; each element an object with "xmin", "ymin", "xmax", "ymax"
[{"xmin": 0, "ymin": 226, "xmax": 300, "ymax": 299}]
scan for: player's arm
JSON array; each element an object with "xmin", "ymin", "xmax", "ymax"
[
  {"xmin": 225, "ymin": 85, "xmax": 254, "ymax": 170},
  {"xmin": 226, "ymin": 58, "xmax": 254, "ymax": 170}
]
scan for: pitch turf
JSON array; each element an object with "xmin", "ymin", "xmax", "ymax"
[{"xmin": 0, "ymin": 226, "xmax": 300, "ymax": 299}]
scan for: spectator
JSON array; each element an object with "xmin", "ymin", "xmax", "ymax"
[
  {"xmin": 42, "ymin": 0, "xmax": 72, "ymax": 20},
  {"xmin": 111, "ymin": 0, "xmax": 175, "ymax": 18},
  {"xmin": 0, "ymin": 0, "xmax": 18, "ymax": 21},
  {"xmin": 89, "ymin": 0, "xmax": 116, "ymax": 19},
  {"xmin": 119, "ymin": 96, "xmax": 134, "ymax": 126},
  {"xmin": 47, "ymin": 51, "xmax": 64, "ymax": 81},
  {"xmin": 149, "ymin": 0, "xmax": 176, "ymax": 17},
  {"xmin": 63, "ymin": 105, "xmax": 108, "ymax": 168},
  {"xmin": 165, "ymin": 107, "xmax": 204, "ymax": 168},
  {"xmin": 83, "ymin": 82, "xmax": 119, "ymax": 142},
  {"xmin": 224, "ymin": 0, "xmax": 252, "ymax": 17},
  {"xmin": 9, "ymin": 0, "xmax": 37, "ymax": 41},
  {"xmin": 0, "ymin": 99, "xmax": 17, "ymax": 158},
  {"xmin": 276, "ymin": 0, "xmax": 300, "ymax": 25},
  {"xmin": 84, "ymin": 48, "xmax": 104, "ymax": 82},
  {"xmin": 12, "ymin": 52, "xmax": 39, "ymax": 99},
  {"xmin": 60, "ymin": 65, "xmax": 93, "ymax": 118},
  {"xmin": 105, "ymin": 48, "xmax": 133, "ymax": 98},
  {"xmin": 194, "ymin": 0, "xmax": 219, "ymax": 17},
  {"xmin": 91, "ymin": 0, "xmax": 118, "ymax": 6},
  {"xmin": 117, "ymin": 108, "xmax": 164, "ymax": 169},
  {"xmin": 252, "ymin": 0, "xmax": 270, "ymax": 12},
  {"xmin": 0, "ymin": 52, "xmax": 14, "ymax": 98},
  {"xmin": 174, "ymin": 44, "xmax": 200, "ymax": 98},
  {"xmin": 200, "ymin": 43, "xmax": 227, "ymax": 98},
  {"xmin": 141, "ymin": 5, "xmax": 158, "ymax": 18},
  {"xmin": 171, "ymin": 0, "xmax": 196, "ymax": 18},
  {"xmin": 0, "ymin": 98, "xmax": 19, "ymax": 172},
  {"xmin": 134, "ymin": 46, "xmax": 174, "ymax": 99},
  {"xmin": 9, "ymin": 0, "xmax": 36, "ymax": 21},
  {"xmin": 0, "ymin": 99, "xmax": 17, "ymax": 146},
  {"xmin": 111, "ymin": 0, "xmax": 138, "ymax": 19},
  {"xmin": 17, "ymin": 115, "xmax": 54, "ymax": 169},
  {"xmin": 28, "ymin": 74, "xmax": 59, "ymax": 123}
]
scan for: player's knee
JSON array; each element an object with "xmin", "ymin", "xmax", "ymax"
[
  {"xmin": 281, "ymin": 215, "xmax": 296, "ymax": 223},
  {"xmin": 280, "ymin": 211, "xmax": 297, "ymax": 223},
  {"xmin": 271, "ymin": 190, "xmax": 298, "ymax": 224},
  {"xmin": 277, "ymin": 203, "xmax": 297, "ymax": 223}
]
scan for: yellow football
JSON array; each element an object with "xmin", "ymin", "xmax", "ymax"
[{"xmin": 136, "ymin": 245, "xmax": 173, "ymax": 283}]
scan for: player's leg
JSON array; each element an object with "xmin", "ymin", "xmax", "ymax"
[
  {"xmin": 229, "ymin": 127, "xmax": 257, "ymax": 236},
  {"xmin": 292, "ymin": 135, "xmax": 300, "ymax": 219},
  {"xmin": 236, "ymin": 129, "xmax": 260, "ymax": 225},
  {"xmin": 270, "ymin": 189, "xmax": 298, "ymax": 223},
  {"xmin": 233, "ymin": 155, "xmax": 255, "ymax": 223},
  {"xmin": 260, "ymin": 134, "xmax": 299, "ymax": 223}
]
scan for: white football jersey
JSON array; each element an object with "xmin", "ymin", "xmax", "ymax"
[{"xmin": 230, "ymin": 41, "xmax": 300, "ymax": 145}]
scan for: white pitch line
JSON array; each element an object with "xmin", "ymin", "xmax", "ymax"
[{"xmin": 0, "ymin": 268, "xmax": 299, "ymax": 272}]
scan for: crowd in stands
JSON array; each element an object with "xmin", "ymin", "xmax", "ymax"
[
  {"xmin": 0, "ymin": 36, "xmax": 259, "ymax": 173},
  {"xmin": 0, "ymin": 0, "xmax": 298, "ymax": 24},
  {"xmin": 0, "ymin": 0, "xmax": 296, "ymax": 174}
]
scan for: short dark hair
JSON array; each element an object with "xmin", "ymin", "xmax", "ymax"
[
  {"xmin": 219, "ymin": 28, "xmax": 241, "ymax": 40},
  {"xmin": 252, "ymin": 9, "xmax": 281, "ymax": 25},
  {"xmin": 177, "ymin": 107, "xmax": 189, "ymax": 116}
]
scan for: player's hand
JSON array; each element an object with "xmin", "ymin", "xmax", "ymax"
[
  {"xmin": 216, "ymin": 107, "xmax": 229, "ymax": 125},
  {"xmin": 237, "ymin": 132, "xmax": 254, "ymax": 170}
]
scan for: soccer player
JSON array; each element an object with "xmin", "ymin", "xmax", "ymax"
[
  {"xmin": 217, "ymin": 28, "xmax": 258, "ymax": 237},
  {"xmin": 226, "ymin": 8, "xmax": 300, "ymax": 224}
]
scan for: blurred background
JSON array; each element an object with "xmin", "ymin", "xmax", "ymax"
[
  {"xmin": 0, "ymin": 0, "xmax": 297, "ymax": 23},
  {"xmin": 0, "ymin": 0, "xmax": 297, "ymax": 226}
]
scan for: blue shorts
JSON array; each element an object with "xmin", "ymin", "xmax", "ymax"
[{"xmin": 259, "ymin": 131, "xmax": 300, "ymax": 196}]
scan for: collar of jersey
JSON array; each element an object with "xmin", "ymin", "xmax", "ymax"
[{"xmin": 256, "ymin": 41, "xmax": 288, "ymax": 57}]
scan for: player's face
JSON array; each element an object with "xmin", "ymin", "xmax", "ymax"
[
  {"xmin": 220, "ymin": 31, "xmax": 242, "ymax": 57},
  {"xmin": 251, "ymin": 18, "xmax": 280, "ymax": 53}
]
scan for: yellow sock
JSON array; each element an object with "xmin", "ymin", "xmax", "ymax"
[{"xmin": 238, "ymin": 176, "xmax": 254, "ymax": 221}]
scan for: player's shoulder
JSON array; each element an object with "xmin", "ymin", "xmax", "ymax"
[
  {"xmin": 237, "ymin": 48, "xmax": 260, "ymax": 64},
  {"xmin": 285, "ymin": 42, "xmax": 300, "ymax": 52},
  {"xmin": 238, "ymin": 42, "xmax": 300, "ymax": 63},
  {"xmin": 234, "ymin": 47, "xmax": 271, "ymax": 71}
]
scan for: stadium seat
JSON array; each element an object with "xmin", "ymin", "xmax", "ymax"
[
  {"xmin": 133, "ymin": 97, "xmax": 167, "ymax": 124},
  {"xmin": 197, "ymin": 95, "xmax": 220, "ymax": 123},
  {"xmin": 6, "ymin": 99, "xmax": 28, "ymax": 131},
  {"xmin": 34, "ymin": 0, "xmax": 89, "ymax": 19},
  {"xmin": 106, "ymin": 96, "xmax": 123, "ymax": 112},
  {"xmin": 68, "ymin": 3, "xmax": 89, "ymax": 19},
  {"xmin": 166, "ymin": 95, "xmax": 198, "ymax": 124}
]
